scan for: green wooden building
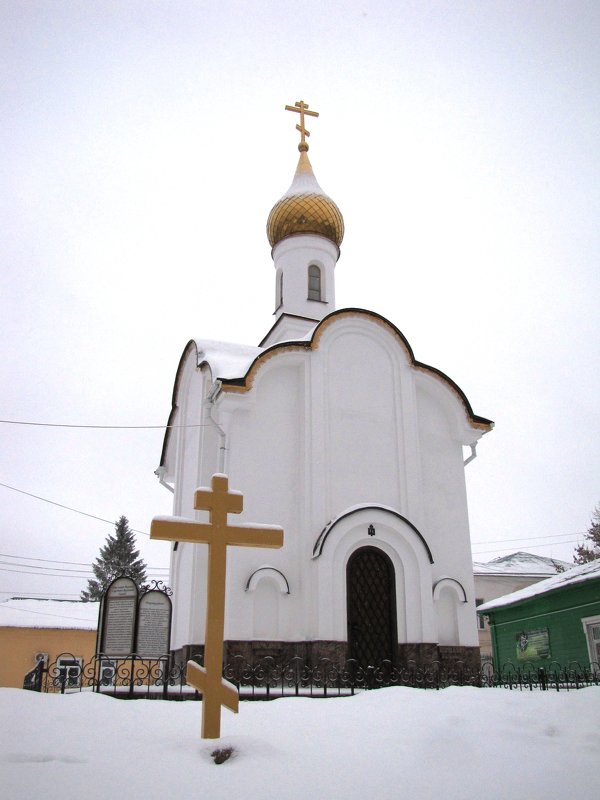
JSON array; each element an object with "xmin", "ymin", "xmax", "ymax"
[{"xmin": 477, "ymin": 559, "xmax": 600, "ymax": 669}]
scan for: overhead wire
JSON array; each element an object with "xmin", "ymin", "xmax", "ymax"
[
  {"xmin": 0, "ymin": 446, "xmax": 586, "ymax": 602},
  {"xmin": 0, "ymin": 551, "xmax": 168, "ymax": 569},
  {"xmin": 471, "ymin": 530, "xmax": 586, "ymax": 546},
  {"xmin": 0, "ymin": 563, "xmax": 166, "ymax": 576},
  {"xmin": 0, "ymin": 591, "xmax": 83, "ymax": 598},
  {"xmin": 0, "ymin": 560, "xmax": 92, "ymax": 574},
  {"xmin": 0, "ymin": 419, "xmax": 208, "ymax": 429},
  {"xmin": 1, "ymin": 479, "xmax": 587, "ymax": 553},
  {"xmin": 0, "ymin": 602, "xmax": 99, "ymax": 622},
  {"xmin": 0, "ymin": 570, "xmax": 167, "ymax": 589},
  {"xmin": 0, "ymin": 558, "xmax": 165, "ymax": 574},
  {"xmin": 2, "ymin": 420, "xmax": 591, "ymax": 546},
  {"xmin": 2, "ymin": 424, "xmax": 589, "ymax": 556},
  {"xmin": 0, "ymin": 481, "xmax": 150, "ymax": 536},
  {"xmin": 0, "ymin": 567, "xmax": 109, "ymax": 579},
  {"xmin": 0, "ymin": 422, "xmax": 177, "ymax": 595},
  {"xmin": 0, "ymin": 564, "xmax": 163, "ymax": 575},
  {"xmin": 472, "ymin": 539, "xmax": 582, "ymax": 556}
]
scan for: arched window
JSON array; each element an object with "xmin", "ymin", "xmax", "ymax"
[
  {"xmin": 307, "ymin": 264, "xmax": 322, "ymax": 301},
  {"xmin": 276, "ymin": 269, "xmax": 283, "ymax": 310}
]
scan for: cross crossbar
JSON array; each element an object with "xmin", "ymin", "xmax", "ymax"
[
  {"xmin": 151, "ymin": 517, "xmax": 284, "ymax": 548},
  {"xmin": 285, "ymin": 99, "xmax": 319, "ymax": 148}
]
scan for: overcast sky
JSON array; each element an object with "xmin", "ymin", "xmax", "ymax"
[{"xmin": 1, "ymin": 1, "xmax": 599, "ymax": 600}]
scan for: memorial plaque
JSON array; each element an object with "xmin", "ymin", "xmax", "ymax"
[
  {"xmin": 516, "ymin": 628, "xmax": 551, "ymax": 662},
  {"xmin": 100, "ymin": 577, "xmax": 138, "ymax": 656},
  {"xmin": 136, "ymin": 590, "xmax": 172, "ymax": 658}
]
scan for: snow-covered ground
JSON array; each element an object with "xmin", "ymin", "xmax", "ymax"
[{"xmin": 1, "ymin": 685, "xmax": 598, "ymax": 799}]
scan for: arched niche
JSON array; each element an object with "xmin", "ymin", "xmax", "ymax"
[
  {"xmin": 245, "ymin": 566, "xmax": 290, "ymax": 641},
  {"xmin": 435, "ymin": 586, "xmax": 460, "ymax": 646},
  {"xmin": 432, "ymin": 576, "xmax": 468, "ymax": 604},
  {"xmin": 245, "ymin": 566, "xmax": 290, "ymax": 594}
]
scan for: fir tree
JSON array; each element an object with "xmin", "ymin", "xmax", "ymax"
[
  {"xmin": 573, "ymin": 505, "xmax": 600, "ymax": 564},
  {"xmin": 81, "ymin": 516, "xmax": 147, "ymax": 601}
]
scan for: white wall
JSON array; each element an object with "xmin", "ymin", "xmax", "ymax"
[{"xmin": 166, "ymin": 310, "xmax": 486, "ymax": 652}]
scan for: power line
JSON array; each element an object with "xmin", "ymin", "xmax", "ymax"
[
  {"xmin": 0, "ymin": 560, "xmax": 169, "ymax": 576},
  {"xmin": 0, "ymin": 560, "xmax": 90, "ymax": 574},
  {"xmin": 471, "ymin": 530, "xmax": 586, "ymax": 546},
  {"xmin": 0, "ymin": 566, "xmax": 167, "ymax": 579},
  {"xmin": 0, "ymin": 591, "xmax": 83, "ymax": 598},
  {"xmin": 0, "ymin": 482, "xmax": 150, "ymax": 536},
  {"xmin": 2, "ymin": 469, "xmax": 589, "ymax": 556},
  {"xmin": 2, "ymin": 479, "xmax": 587, "ymax": 551},
  {"xmin": 0, "ymin": 551, "xmax": 168, "ymax": 569},
  {"xmin": 0, "ymin": 602, "xmax": 97, "ymax": 623},
  {"xmin": 0, "ymin": 419, "xmax": 208, "ymax": 430},
  {"xmin": 472, "ymin": 538, "xmax": 580, "ymax": 557},
  {"xmin": 0, "ymin": 567, "xmax": 97, "ymax": 579},
  {"xmin": 0, "ymin": 480, "xmax": 587, "ymax": 563},
  {"xmin": 0, "ymin": 552, "xmax": 93, "ymax": 566}
]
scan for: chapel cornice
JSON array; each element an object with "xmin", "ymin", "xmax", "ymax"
[
  {"xmin": 159, "ymin": 309, "xmax": 493, "ymax": 469},
  {"xmin": 220, "ymin": 308, "xmax": 494, "ymax": 432}
]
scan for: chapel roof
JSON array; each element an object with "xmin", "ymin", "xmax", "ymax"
[
  {"xmin": 191, "ymin": 339, "xmax": 264, "ymax": 380},
  {"xmin": 266, "ymin": 147, "xmax": 344, "ymax": 249},
  {"xmin": 159, "ymin": 309, "xmax": 493, "ymax": 471}
]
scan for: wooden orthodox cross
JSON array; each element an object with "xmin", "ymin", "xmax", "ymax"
[
  {"xmin": 150, "ymin": 474, "xmax": 284, "ymax": 738},
  {"xmin": 285, "ymin": 99, "xmax": 319, "ymax": 149}
]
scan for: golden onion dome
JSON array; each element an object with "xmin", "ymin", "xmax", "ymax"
[{"xmin": 267, "ymin": 147, "xmax": 344, "ymax": 249}]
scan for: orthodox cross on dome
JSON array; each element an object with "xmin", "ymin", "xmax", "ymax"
[
  {"xmin": 285, "ymin": 99, "xmax": 319, "ymax": 151},
  {"xmin": 150, "ymin": 474, "xmax": 284, "ymax": 739}
]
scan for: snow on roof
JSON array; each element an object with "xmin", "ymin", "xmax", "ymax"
[
  {"xmin": 478, "ymin": 558, "xmax": 600, "ymax": 613},
  {"xmin": 194, "ymin": 339, "xmax": 264, "ymax": 380},
  {"xmin": 0, "ymin": 599, "xmax": 99, "ymax": 630},
  {"xmin": 193, "ymin": 330, "xmax": 319, "ymax": 382},
  {"xmin": 473, "ymin": 551, "xmax": 573, "ymax": 576}
]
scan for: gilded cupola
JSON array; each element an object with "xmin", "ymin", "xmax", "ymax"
[{"xmin": 266, "ymin": 101, "xmax": 344, "ymax": 250}]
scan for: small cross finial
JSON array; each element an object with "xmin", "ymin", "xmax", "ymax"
[{"xmin": 285, "ymin": 100, "xmax": 319, "ymax": 152}]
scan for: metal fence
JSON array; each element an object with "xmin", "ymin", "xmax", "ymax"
[
  {"xmin": 23, "ymin": 653, "xmax": 600, "ymax": 698},
  {"xmin": 23, "ymin": 654, "xmax": 190, "ymax": 699}
]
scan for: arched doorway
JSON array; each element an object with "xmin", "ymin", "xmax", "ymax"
[{"xmin": 346, "ymin": 546, "xmax": 397, "ymax": 666}]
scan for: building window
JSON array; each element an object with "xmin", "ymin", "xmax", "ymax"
[
  {"xmin": 276, "ymin": 269, "xmax": 283, "ymax": 310},
  {"xmin": 307, "ymin": 264, "xmax": 322, "ymax": 301},
  {"xmin": 582, "ymin": 615, "xmax": 600, "ymax": 669},
  {"xmin": 476, "ymin": 598, "xmax": 486, "ymax": 629},
  {"xmin": 56, "ymin": 656, "xmax": 83, "ymax": 689},
  {"xmin": 99, "ymin": 658, "xmax": 117, "ymax": 686}
]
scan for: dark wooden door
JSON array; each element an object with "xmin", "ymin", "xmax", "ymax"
[{"xmin": 347, "ymin": 546, "xmax": 397, "ymax": 666}]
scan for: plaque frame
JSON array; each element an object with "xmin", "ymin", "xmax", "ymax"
[{"xmin": 97, "ymin": 576, "xmax": 139, "ymax": 657}]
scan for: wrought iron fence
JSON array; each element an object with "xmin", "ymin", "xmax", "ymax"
[
  {"xmin": 23, "ymin": 653, "xmax": 190, "ymax": 699},
  {"xmin": 224, "ymin": 656, "xmax": 600, "ymax": 696},
  {"xmin": 23, "ymin": 653, "xmax": 600, "ymax": 698}
]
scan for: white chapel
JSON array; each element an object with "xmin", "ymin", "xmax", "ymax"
[{"xmin": 156, "ymin": 102, "xmax": 493, "ymax": 670}]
